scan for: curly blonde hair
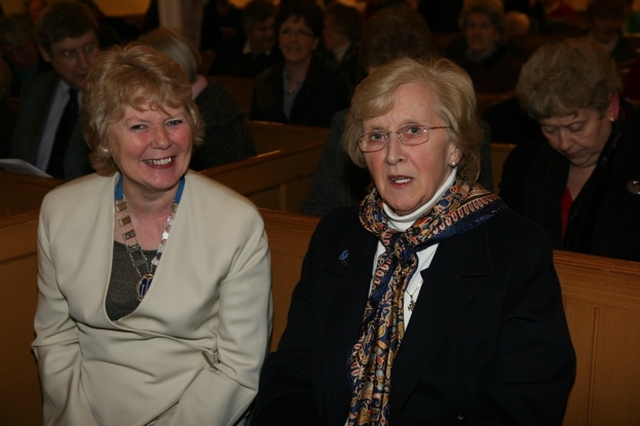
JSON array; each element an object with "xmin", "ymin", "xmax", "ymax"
[{"xmin": 82, "ymin": 43, "xmax": 203, "ymax": 176}]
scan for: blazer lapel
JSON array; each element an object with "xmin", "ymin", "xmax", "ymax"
[
  {"xmin": 321, "ymin": 228, "xmax": 378, "ymax": 425},
  {"xmin": 389, "ymin": 226, "xmax": 493, "ymax": 423}
]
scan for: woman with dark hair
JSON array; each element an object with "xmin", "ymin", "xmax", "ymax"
[{"xmin": 249, "ymin": 0, "xmax": 349, "ymax": 127}]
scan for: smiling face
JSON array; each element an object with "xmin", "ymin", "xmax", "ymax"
[
  {"xmin": 539, "ymin": 97, "xmax": 618, "ymax": 169},
  {"xmin": 363, "ymin": 83, "xmax": 461, "ymax": 216},
  {"xmin": 465, "ymin": 12, "xmax": 501, "ymax": 58},
  {"xmin": 109, "ymin": 102, "xmax": 193, "ymax": 199},
  {"xmin": 278, "ymin": 15, "xmax": 318, "ymax": 65}
]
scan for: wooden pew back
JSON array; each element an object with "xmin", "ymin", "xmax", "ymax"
[
  {"xmin": 260, "ymin": 209, "xmax": 319, "ymax": 351},
  {"xmin": 246, "ymin": 120, "xmax": 330, "ymax": 155},
  {"xmin": 0, "ymin": 211, "xmax": 42, "ymax": 425},
  {"xmin": 207, "ymin": 75, "xmax": 254, "ymax": 115},
  {"xmin": 489, "ymin": 142, "xmax": 516, "ymax": 188},
  {"xmin": 201, "ymin": 140, "xmax": 324, "ymax": 213},
  {"xmin": 0, "ymin": 170, "xmax": 62, "ymax": 217},
  {"xmin": 557, "ymin": 252, "xmax": 640, "ymax": 425}
]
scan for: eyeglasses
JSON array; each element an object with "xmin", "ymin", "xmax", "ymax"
[
  {"xmin": 358, "ymin": 124, "xmax": 451, "ymax": 153},
  {"xmin": 279, "ymin": 28, "xmax": 315, "ymax": 39},
  {"xmin": 53, "ymin": 42, "xmax": 98, "ymax": 63}
]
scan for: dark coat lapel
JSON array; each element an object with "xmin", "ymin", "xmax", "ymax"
[
  {"xmin": 388, "ymin": 225, "xmax": 493, "ymax": 423},
  {"xmin": 321, "ymin": 227, "xmax": 378, "ymax": 425}
]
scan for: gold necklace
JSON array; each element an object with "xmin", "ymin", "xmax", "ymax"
[{"xmin": 114, "ymin": 176, "xmax": 184, "ymax": 301}]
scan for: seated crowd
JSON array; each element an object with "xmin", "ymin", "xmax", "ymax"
[{"xmin": 1, "ymin": 1, "xmax": 640, "ymax": 425}]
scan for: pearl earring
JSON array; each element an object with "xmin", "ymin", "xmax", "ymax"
[{"xmin": 450, "ymin": 161, "xmax": 457, "ymax": 167}]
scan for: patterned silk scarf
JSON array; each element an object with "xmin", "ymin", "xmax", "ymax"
[{"xmin": 347, "ymin": 176, "xmax": 506, "ymax": 425}]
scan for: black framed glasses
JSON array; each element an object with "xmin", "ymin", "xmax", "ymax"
[{"xmin": 358, "ymin": 124, "xmax": 451, "ymax": 153}]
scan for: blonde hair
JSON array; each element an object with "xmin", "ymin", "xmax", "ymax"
[
  {"xmin": 344, "ymin": 56, "xmax": 482, "ymax": 182},
  {"xmin": 82, "ymin": 43, "xmax": 203, "ymax": 176}
]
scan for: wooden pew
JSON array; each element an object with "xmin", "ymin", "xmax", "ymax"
[
  {"xmin": 0, "ymin": 169, "xmax": 63, "ymax": 217},
  {"xmin": 200, "ymin": 140, "xmax": 324, "ymax": 213},
  {"xmin": 258, "ymin": 209, "xmax": 640, "ymax": 425},
  {"xmin": 476, "ymin": 91, "xmax": 514, "ymax": 117},
  {"xmin": 2, "ymin": 186, "xmax": 640, "ymax": 425},
  {"xmin": 558, "ymin": 252, "xmax": 640, "ymax": 426},
  {"xmin": 0, "ymin": 211, "xmax": 42, "ymax": 426},
  {"xmin": 207, "ymin": 75, "xmax": 254, "ymax": 116},
  {"xmin": 246, "ymin": 120, "xmax": 330, "ymax": 155},
  {"xmin": 0, "ymin": 170, "xmax": 63, "ymax": 425},
  {"xmin": 489, "ymin": 142, "xmax": 516, "ymax": 188},
  {"xmin": 260, "ymin": 208, "xmax": 319, "ymax": 351}
]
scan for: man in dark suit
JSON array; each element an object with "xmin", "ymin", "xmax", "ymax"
[{"xmin": 9, "ymin": 1, "xmax": 98, "ymax": 179}]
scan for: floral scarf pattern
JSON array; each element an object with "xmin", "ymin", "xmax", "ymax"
[{"xmin": 347, "ymin": 177, "xmax": 506, "ymax": 425}]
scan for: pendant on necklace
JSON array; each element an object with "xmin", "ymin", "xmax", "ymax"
[
  {"xmin": 408, "ymin": 300, "xmax": 416, "ymax": 312},
  {"xmin": 136, "ymin": 274, "xmax": 154, "ymax": 301}
]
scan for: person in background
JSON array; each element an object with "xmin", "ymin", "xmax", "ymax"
[
  {"xmin": 252, "ymin": 56, "xmax": 575, "ymax": 425},
  {"xmin": 78, "ymin": 0, "xmax": 139, "ymax": 45},
  {"xmin": 445, "ymin": 0, "xmax": 524, "ymax": 94},
  {"xmin": 503, "ymin": 0, "xmax": 547, "ymax": 33},
  {"xmin": 624, "ymin": 0, "xmax": 640, "ymax": 33},
  {"xmin": 25, "ymin": 0, "xmax": 47, "ymax": 23},
  {"xmin": 211, "ymin": 0, "xmax": 281, "ymax": 78},
  {"xmin": 585, "ymin": 0, "xmax": 638, "ymax": 66},
  {"xmin": 0, "ymin": 13, "xmax": 52, "ymax": 97},
  {"xmin": 542, "ymin": 0, "xmax": 576, "ymax": 32},
  {"xmin": 32, "ymin": 42, "xmax": 272, "ymax": 425},
  {"xmin": 500, "ymin": 37, "xmax": 640, "ymax": 261},
  {"xmin": 249, "ymin": 0, "xmax": 349, "ymax": 127},
  {"xmin": 418, "ymin": 0, "xmax": 464, "ymax": 33},
  {"xmin": 320, "ymin": 2, "xmax": 366, "ymax": 97},
  {"xmin": 302, "ymin": 5, "xmax": 494, "ymax": 217},
  {"xmin": 504, "ymin": 10, "xmax": 534, "ymax": 37},
  {"xmin": 9, "ymin": 0, "xmax": 98, "ymax": 179},
  {"xmin": 138, "ymin": 27, "xmax": 256, "ymax": 170}
]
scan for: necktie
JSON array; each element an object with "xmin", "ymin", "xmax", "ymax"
[{"xmin": 47, "ymin": 88, "xmax": 79, "ymax": 179}]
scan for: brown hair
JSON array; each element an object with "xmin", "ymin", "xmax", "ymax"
[
  {"xmin": 36, "ymin": 0, "xmax": 98, "ymax": 53},
  {"xmin": 517, "ymin": 37, "xmax": 621, "ymax": 120},
  {"xmin": 358, "ymin": 6, "xmax": 433, "ymax": 70}
]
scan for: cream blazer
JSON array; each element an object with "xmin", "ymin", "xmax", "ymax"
[{"xmin": 32, "ymin": 171, "xmax": 272, "ymax": 426}]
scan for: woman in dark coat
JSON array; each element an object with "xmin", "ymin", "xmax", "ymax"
[
  {"xmin": 500, "ymin": 37, "xmax": 640, "ymax": 261},
  {"xmin": 252, "ymin": 56, "xmax": 575, "ymax": 425},
  {"xmin": 249, "ymin": 0, "xmax": 349, "ymax": 128}
]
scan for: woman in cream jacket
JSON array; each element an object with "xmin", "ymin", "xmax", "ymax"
[{"xmin": 32, "ymin": 43, "xmax": 272, "ymax": 426}]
